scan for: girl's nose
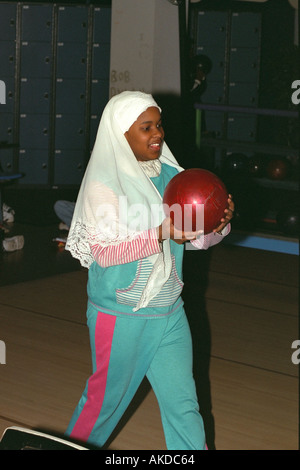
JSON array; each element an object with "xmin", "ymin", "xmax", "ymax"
[{"xmin": 154, "ymin": 126, "xmax": 164, "ymax": 139}]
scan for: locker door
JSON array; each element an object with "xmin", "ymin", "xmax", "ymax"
[
  {"xmin": 92, "ymin": 43, "xmax": 110, "ymax": 80},
  {"xmin": 93, "ymin": 7, "xmax": 111, "ymax": 43},
  {"xmin": 228, "ymin": 82, "xmax": 258, "ymax": 107},
  {"xmin": 21, "ymin": 4, "xmax": 53, "ymax": 42},
  {"xmin": 0, "ymin": 149, "xmax": 14, "ymax": 174},
  {"xmin": 90, "ymin": 79, "xmax": 109, "ymax": 115},
  {"xmin": 20, "ymin": 42, "xmax": 52, "ymax": 78},
  {"xmin": 55, "ymin": 79, "xmax": 86, "ymax": 115},
  {"xmin": 0, "ymin": 41, "xmax": 16, "ymax": 77},
  {"xmin": 229, "ymin": 47, "xmax": 260, "ymax": 84},
  {"xmin": 19, "ymin": 149, "xmax": 49, "ymax": 185},
  {"xmin": 230, "ymin": 12, "xmax": 261, "ymax": 48},
  {"xmin": 201, "ymin": 81, "xmax": 226, "ymax": 105},
  {"xmin": 54, "ymin": 114, "xmax": 85, "ymax": 150},
  {"xmin": 1, "ymin": 77, "xmax": 15, "ymax": 112},
  {"xmin": 19, "ymin": 114, "xmax": 50, "ymax": 149},
  {"xmin": 0, "ymin": 113, "xmax": 14, "ymax": 144},
  {"xmin": 54, "ymin": 150, "xmax": 86, "ymax": 186},
  {"xmin": 0, "ymin": 3, "xmax": 17, "ymax": 41},
  {"xmin": 227, "ymin": 113, "xmax": 257, "ymax": 142},
  {"xmin": 196, "ymin": 11, "xmax": 228, "ymax": 49},
  {"xmin": 196, "ymin": 45, "xmax": 225, "ymax": 84},
  {"xmin": 56, "ymin": 43, "xmax": 87, "ymax": 79},
  {"xmin": 204, "ymin": 112, "xmax": 225, "ymax": 139},
  {"xmin": 57, "ymin": 5, "xmax": 88, "ymax": 43},
  {"xmin": 20, "ymin": 78, "xmax": 51, "ymax": 114}
]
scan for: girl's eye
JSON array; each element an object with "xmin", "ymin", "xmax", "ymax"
[{"xmin": 141, "ymin": 123, "xmax": 162, "ymax": 131}]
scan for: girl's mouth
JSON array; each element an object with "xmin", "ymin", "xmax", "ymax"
[{"xmin": 149, "ymin": 142, "xmax": 161, "ymax": 151}]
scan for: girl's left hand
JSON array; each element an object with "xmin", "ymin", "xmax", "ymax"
[{"xmin": 213, "ymin": 194, "xmax": 235, "ymax": 234}]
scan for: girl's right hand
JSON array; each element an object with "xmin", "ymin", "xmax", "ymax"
[{"xmin": 158, "ymin": 217, "xmax": 203, "ymax": 245}]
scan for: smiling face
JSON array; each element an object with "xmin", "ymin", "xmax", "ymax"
[{"xmin": 124, "ymin": 106, "xmax": 165, "ymax": 161}]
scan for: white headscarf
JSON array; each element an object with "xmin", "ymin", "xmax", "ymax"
[{"xmin": 66, "ymin": 91, "xmax": 183, "ymax": 310}]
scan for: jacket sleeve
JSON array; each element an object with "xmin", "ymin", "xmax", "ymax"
[
  {"xmin": 90, "ymin": 227, "xmax": 161, "ymax": 267},
  {"xmin": 190, "ymin": 223, "xmax": 231, "ymax": 250}
]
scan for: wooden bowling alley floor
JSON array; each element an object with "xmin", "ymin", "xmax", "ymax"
[{"xmin": 0, "ymin": 222, "xmax": 298, "ymax": 450}]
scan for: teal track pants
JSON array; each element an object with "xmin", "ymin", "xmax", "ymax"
[{"xmin": 66, "ymin": 303, "xmax": 206, "ymax": 450}]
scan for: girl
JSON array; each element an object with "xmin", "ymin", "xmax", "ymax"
[{"xmin": 65, "ymin": 91, "xmax": 233, "ymax": 450}]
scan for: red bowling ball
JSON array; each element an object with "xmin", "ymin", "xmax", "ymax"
[
  {"xmin": 163, "ymin": 168, "xmax": 228, "ymax": 234},
  {"xmin": 266, "ymin": 158, "xmax": 289, "ymax": 180}
]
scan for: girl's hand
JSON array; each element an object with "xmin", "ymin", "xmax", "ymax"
[
  {"xmin": 213, "ymin": 194, "xmax": 235, "ymax": 234},
  {"xmin": 158, "ymin": 217, "xmax": 203, "ymax": 245}
]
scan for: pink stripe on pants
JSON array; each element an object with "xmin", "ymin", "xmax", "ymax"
[{"xmin": 70, "ymin": 312, "xmax": 116, "ymax": 442}]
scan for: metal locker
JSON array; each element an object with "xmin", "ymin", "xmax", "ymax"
[
  {"xmin": 54, "ymin": 114, "xmax": 85, "ymax": 150},
  {"xmin": 56, "ymin": 42, "xmax": 87, "ymax": 79},
  {"xmin": 20, "ymin": 78, "xmax": 51, "ymax": 114},
  {"xmin": 53, "ymin": 149, "xmax": 86, "ymax": 186},
  {"xmin": 57, "ymin": 5, "xmax": 88, "ymax": 43},
  {"xmin": 196, "ymin": 44, "xmax": 225, "ymax": 83},
  {"xmin": 90, "ymin": 79, "xmax": 109, "ymax": 115},
  {"xmin": 0, "ymin": 149, "xmax": 14, "ymax": 173},
  {"xmin": 1, "ymin": 77, "xmax": 15, "ymax": 113},
  {"xmin": 21, "ymin": 4, "xmax": 53, "ymax": 42},
  {"xmin": 18, "ymin": 149, "xmax": 49, "ymax": 185},
  {"xmin": 19, "ymin": 114, "xmax": 50, "ymax": 149},
  {"xmin": 201, "ymin": 81, "xmax": 226, "ymax": 105},
  {"xmin": 91, "ymin": 43, "xmax": 110, "ymax": 80},
  {"xmin": 20, "ymin": 42, "xmax": 52, "ymax": 78},
  {"xmin": 55, "ymin": 79, "xmax": 86, "ymax": 115},
  {"xmin": 204, "ymin": 112, "xmax": 225, "ymax": 138},
  {"xmin": 196, "ymin": 11, "xmax": 228, "ymax": 49},
  {"xmin": 229, "ymin": 47, "xmax": 260, "ymax": 84},
  {"xmin": 230, "ymin": 12, "xmax": 261, "ymax": 48},
  {"xmin": 93, "ymin": 7, "xmax": 111, "ymax": 44},
  {"xmin": 227, "ymin": 114, "xmax": 257, "ymax": 142},
  {"xmin": 0, "ymin": 3, "xmax": 17, "ymax": 41},
  {"xmin": 0, "ymin": 113, "xmax": 14, "ymax": 143},
  {"xmin": 0, "ymin": 41, "xmax": 16, "ymax": 77},
  {"xmin": 228, "ymin": 82, "xmax": 258, "ymax": 106}
]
